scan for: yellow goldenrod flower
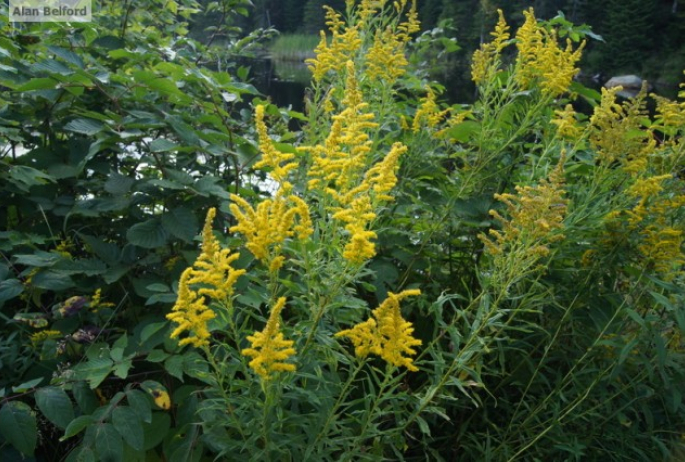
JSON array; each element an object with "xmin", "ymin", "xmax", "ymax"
[
  {"xmin": 252, "ymin": 105, "xmax": 297, "ymax": 186},
  {"xmin": 412, "ymin": 86, "xmax": 450, "ymax": 132},
  {"xmin": 590, "ymin": 85, "xmax": 655, "ymax": 173},
  {"xmin": 551, "ymin": 104, "xmax": 583, "ymax": 140},
  {"xmin": 229, "ymin": 190, "xmax": 312, "ymax": 271},
  {"xmin": 167, "ymin": 208, "xmax": 246, "ymax": 347},
  {"xmin": 242, "ymin": 297, "xmax": 297, "ymax": 380},
  {"xmin": 190, "ymin": 208, "xmax": 247, "ymax": 300},
  {"xmin": 638, "ymin": 226, "xmax": 685, "ymax": 280},
  {"xmin": 306, "ymin": 7, "xmax": 362, "ymax": 83},
  {"xmin": 336, "ymin": 289, "xmax": 422, "ymax": 371},
  {"xmin": 479, "ymin": 155, "xmax": 568, "ymax": 278},
  {"xmin": 167, "ymin": 268, "xmax": 216, "ymax": 348},
  {"xmin": 514, "ymin": 8, "xmax": 584, "ymax": 96},
  {"xmin": 471, "ymin": 9, "xmax": 509, "ymax": 85}
]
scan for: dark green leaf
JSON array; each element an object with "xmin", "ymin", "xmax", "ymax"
[
  {"xmin": 126, "ymin": 219, "xmax": 168, "ymax": 249},
  {"xmin": 0, "ymin": 279, "xmax": 23, "ymax": 304},
  {"xmin": 141, "ymin": 412, "xmax": 170, "ymax": 450},
  {"xmin": 112, "ymin": 406, "xmax": 143, "ymax": 451},
  {"xmin": 149, "ymin": 138, "xmax": 178, "ymax": 152},
  {"xmin": 164, "ymin": 355, "xmax": 184, "ymax": 381},
  {"xmin": 125, "ymin": 389, "xmax": 152, "ymax": 424},
  {"xmin": 31, "ymin": 270, "xmax": 75, "ymax": 291},
  {"xmin": 94, "ymin": 423, "xmax": 123, "ymax": 462},
  {"xmin": 64, "ymin": 118, "xmax": 104, "ymax": 136},
  {"xmin": 62, "ymin": 415, "xmax": 94, "ymax": 440},
  {"xmin": 161, "ymin": 207, "xmax": 198, "ymax": 242},
  {"xmin": 72, "ymin": 381, "xmax": 99, "ymax": 414},
  {"xmin": 35, "ymin": 387, "xmax": 74, "ymax": 430},
  {"xmin": 0, "ymin": 401, "xmax": 37, "ymax": 456},
  {"xmin": 104, "ymin": 173, "xmax": 135, "ymax": 195},
  {"xmin": 17, "ymin": 77, "xmax": 59, "ymax": 91}
]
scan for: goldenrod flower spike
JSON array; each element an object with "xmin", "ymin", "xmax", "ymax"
[
  {"xmin": 252, "ymin": 105, "xmax": 297, "ymax": 185},
  {"xmin": 167, "ymin": 268, "xmax": 216, "ymax": 348},
  {"xmin": 336, "ymin": 289, "xmax": 422, "ymax": 371},
  {"xmin": 167, "ymin": 208, "xmax": 246, "ymax": 348},
  {"xmin": 189, "ymin": 208, "xmax": 247, "ymax": 301},
  {"xmin": 242, "ymin": 297, "xmax": 297, "ymax": 380}
]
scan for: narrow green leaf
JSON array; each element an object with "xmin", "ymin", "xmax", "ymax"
[
  {"xmin": 35, "ymin": 386, "xmax": 74, "ymax": 430},
  {"xmin": 0, "ymin": 401, "xmax": 37, "ymax": 456}
]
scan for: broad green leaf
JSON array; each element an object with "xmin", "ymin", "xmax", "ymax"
[
  {"xmin": 149, "ymin": 138, "xmax": 178, "ymax": 152},
  {"xmin": 72, "ymin": 381, "xmax": 99, "ymax": 414},
  {"xmin": 8, "ymin": 166, "xmax": 56, "ymax": 191},
  {"xmin": 141, "ymin": 412, "xmax": 170, "ymax": 450},
  {"xmin": 104, "ymin": 173, "xmax": 135, "ymax": 195},
  {"xmin": 125, "ymin": 389, "xmax": 152, "ymax": 424},
  {"xmin": 0, "ymin": 401, "xmax": 37, "ymax": 456},
  {"xmin": 65, "ymin": 445, "xmax": 96, "ymax": 462},
  {"xmin": 35, "ymin": 386, "xmax": 74, "ymax": 430},
  {"xmin": 13, "ymin": 251, "xmax": 61, "ymax": 267},
  {"xmin": 31, "ymin": 270, "xmax": 75, "ymax": 291},
  {"xmin": 52, "ymin": 258, "xmax": 107, "ymax": 276},
  {"xmin": 146, "ymin": 349, "xmax": 170, "ymax": 363},
  {"xmin": 62, "ymin": 415, "xmax": 94, "ymax": 440},
  {"xmin": 140, "ymin": 322, "xmax": 168, "ymax": 344},
  {"xmin": 164, "ymin": 355, "xmax": 184, "ymax": 381},
  {"xmin": 73, "ymin": 357, "xmax": 113, "ymax": 389},
  {"xmin": 94, "ymin": 423, "xmax": 123, "ymax": 462},
  {"xmin": 48, "ymin": 46, "xmax": 85, "ymax": 68},
  {"xmin": 64, "ymin": 118, "xmax": 104, "ymax": 136},
  {"xmin": 11, "ymin": 377, "xmax": 43, "ymax": 393},
  {"xmin": 126, "ymin": 219, "xmax": 168, "ymax": 249},
  {"xmin": 17, "ymin": 77, "xmax": 59, "ymax": 91},
  {"xmin": 161, "ymin": 207, "xmax": 198, "ymax": 242},
  {"xmin": 0, "ymin": 279, "xmax": 23, "ymax": 303},
  {"xmin": 112, "ymin": 406, "xmax": 144, "ymax": 451}
]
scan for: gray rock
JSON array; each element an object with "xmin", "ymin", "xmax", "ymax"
[{"xmin": 604, "ymin": 75, "xmax": 644, "ymax": 90}]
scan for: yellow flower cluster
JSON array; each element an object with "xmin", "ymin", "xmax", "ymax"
[
  {"xmin": 589, "ymin": 86, "xmax": 655, "ymax": 173},
  {"xmin": 412, "ymin": 86, "xmax": 451, "ymax": 132},
  {"xmin": 252, "ymin": 105, "xmax": 298, "ymax": 186},
  {"xmin": 336, "ymin": 289, "xmax": 422, "ymax": 371},
  {"xmin": 514, "ymin": 9, "xmax": 584, "ymax": 96},
  {"xmin": 625, "ymin": 174, "xmax": 673, "ymax": 227},
  {"xmin": 306, "ymin": 0, "xmax": 419, "ymax": 85},
  {"xmin": 301, "ymin": 62, "xmax": 406, "ymax": 263},
  {"xmin": 307, "ymin": 6, "xmax": 362, "ymax": 82},
  {"xmin": 471, "ymin": 9, "xmax": 510, "ymax": 84},
  {"xmin": 242, "ymin": 297, "xmax": 297, "ymax": 380},
  {"xmin": 230, "ymin": 190, "xmax": 312, "ymax": 272},
  {"xmin": 638, "ymin": 226, "xmax": 685, "ymax": 278},
  {"xmin": 480, "ymin": 155, "xmax": 568, "ymax": 259},
  {"xmin": 551, "ymin": 104, "xmax": 583, "ymax": 140},
  {"xmin": 167, "ymin": 208, "xmax": 246, "ymax": 347}
]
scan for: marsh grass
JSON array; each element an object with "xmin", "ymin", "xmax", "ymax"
[{"xmin": 268, "ymin": 33, "xmax": 319, "ymax": 61}]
